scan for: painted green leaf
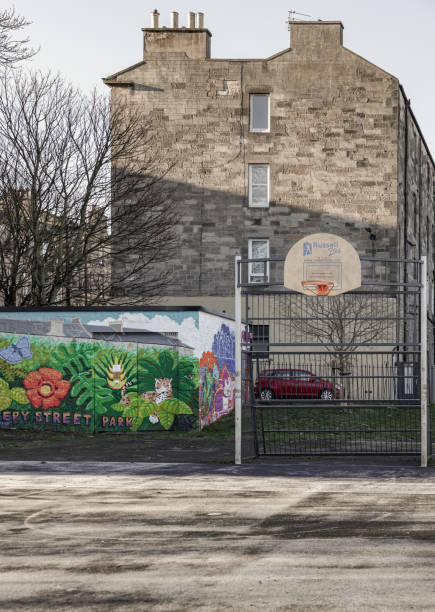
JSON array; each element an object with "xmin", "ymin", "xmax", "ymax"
[
  {"xmin": 93, "ymin": 385, "xmax": 115, "ymax": 414},
  {"xmin": 158, "ymin": 350, "xmax": 176, "ymax": 376},
  {"xmin": 69, "ymin": 368, "xmax": 113, "ymax": 415},
  {"xmin": 129, "ymin": 398, "xmax": 156, "ymax": 417},
  {"xmin": 160, "ymin": 398, "xmax": 193, "ymax": 416},
  {"xmin": 10, "ymin": 387, "xmax": 30, "ymax": 404},
  {"xmin": 171, "ymin": 381, "xmax": 195, "ymax": 405},
  {"xmin": 70, "ymin": 372, "xmax": 94, "ymax": 406},
  {"xmin": 177, "ymin": 361, "xmax": 195, "ymax": 376},
  {"xmin": 49, "ymin": 342, "xmax": 96, "ymax": 379},
  {"xmin": 130, "ymin": 399, "xmax": 157, "ymax": 430},
  {"xmin": 156, "ymin": 407, "xmax": 175, "ymax": 430},
  {"xmin": 111, "ymin": 402, "xmax": 125, "ymax": 413},
  {"xmin": 0, "ymin": 362, "xmax": 15, "ymax": 382},
  {"xmin": 95, "ymin": 403, "xmax": 109, "ymax": 415},
  {"xmin": 138, "ymin": 356, "xmax": 161, "ymax": 379},
  {"xmin": 111, "ymin": 399, "xmax": 156, "ymax": 430},
  {"xmin": 0, "ymin": 378, "xmax": 9, "ymax": 392},
  {"xmin": 0, "ymin": 393, "xmax": 12, "ymax": 410}
]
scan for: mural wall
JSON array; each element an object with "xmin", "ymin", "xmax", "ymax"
[
  {"xmin": 198, "ymin": 320, "xmax": 235, "ymax": 428},
  {"xmin": 0, "ymin": 309, "xmax": 236, "ymax": 432}
]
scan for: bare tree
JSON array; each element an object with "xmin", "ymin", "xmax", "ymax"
[
  {"xmin": 279, "ymin": 292, "xmax": 393, "ymax": 396},
  {"xmin": 0, "ymin": 69, "xmax": 178, "ymax": 306},
  {"xmin": 0, "ymin": 7, "xmax": 37, "ymax": 66}
]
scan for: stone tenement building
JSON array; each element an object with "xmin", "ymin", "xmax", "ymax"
[{"xmin": 104, "ymin": 11, "xmax": 435, "ymax": 315}]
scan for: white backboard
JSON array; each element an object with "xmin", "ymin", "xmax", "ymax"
[{"xmin": 284, "ymin": 233, "xmax": 361, "ymax": 296}]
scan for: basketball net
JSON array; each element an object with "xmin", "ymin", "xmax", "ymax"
[{"xmin": 301, "ymin": 280, "xmax": 335, "ymax": 296}]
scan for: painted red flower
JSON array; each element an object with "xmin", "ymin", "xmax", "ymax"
[{"xmin": 23, "ymin": 367, "xmax": 71, "ymax": 410}]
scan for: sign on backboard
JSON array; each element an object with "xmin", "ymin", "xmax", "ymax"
[{"xmin": 284, "ymin": 233, "xmax": 361, "ymax": 296}]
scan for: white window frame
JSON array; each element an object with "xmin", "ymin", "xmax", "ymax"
[
  {"xmin": 249, "ymin": 94, "xmax": 270, "ymax": 133},
  {"xmin": 248, "ymin": 164, "xmax": 270, "ymax": 208},
  {"xmin": 248, "ymin": 239, "xmax": 269, "ymax": 284}
]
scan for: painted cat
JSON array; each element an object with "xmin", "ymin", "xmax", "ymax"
[
  {"xmin": 154, "ymin": 377, "xmax": 173, "ymax": 404},
  {"xmin": 142, "ymin": 378, "xmax": 173, "ymax": 405}
]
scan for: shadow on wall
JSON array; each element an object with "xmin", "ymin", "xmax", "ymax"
[{"xmin": 112, "ymin": 175, "xmax": 398, "ymax": 299}]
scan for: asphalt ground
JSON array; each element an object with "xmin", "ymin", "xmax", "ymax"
[
  {"xmin": 0, "ymin": 429, "xmax": 235, "ymax": 463},
  {"xmin": 1, "ymin": 459, "xmax": 435, "ymax": 611}
]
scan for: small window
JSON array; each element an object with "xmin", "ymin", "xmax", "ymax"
[
  {"xmin": 250, "ymin": 94, "xmax": 270, "ymax": 132},
  {"xmin": 250, "ymin": 324, "xmax": 269, "ymax": 357},
  {"xmin": 248, "ymin": 239, "xmax": 269, "ymax": 283},
  {"xmin": 249, "ymin": 164, "xmax": 269, "ymax": 208}
]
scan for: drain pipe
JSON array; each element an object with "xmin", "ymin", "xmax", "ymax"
[
  {"xmin": 401, "ymin": 88, "xmax": 410, "ymax": 360},
  {"xmin": 403, "ymin": 90, "xmax": 409, "ymax": 264}
]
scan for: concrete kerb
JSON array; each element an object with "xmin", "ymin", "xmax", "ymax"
[{"xmin": 0, "ymin": 460, "xmax": 434, "ymax": 479}]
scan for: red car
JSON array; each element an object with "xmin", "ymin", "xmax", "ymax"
[{"xmin": 254, "ymin": 369, "xmax": 344, "ymax": 401}]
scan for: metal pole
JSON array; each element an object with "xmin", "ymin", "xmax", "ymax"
[
  {"xmin": 235, "ymin": 255, "xmax": 242, "ymax": 465},
  {"xmin": 421, "ymin": 256, "xmax": 428, "ymax": 467}
]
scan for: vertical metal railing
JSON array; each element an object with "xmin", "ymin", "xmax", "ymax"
[
  {"xmin": 420, "ymin": 256, "xmax": 429, "ymax": 466},
  {"xmin": 235, "ymin": 256, "xmax": 242, "ymax": 464},
  {"xmin": 236, "ymin": 255, "xmax": 429, "ymax": 463}
]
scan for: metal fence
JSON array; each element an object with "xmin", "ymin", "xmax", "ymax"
[{"xmin": 237, "ymin": 256, "xmax": 430, "ymax": 460}]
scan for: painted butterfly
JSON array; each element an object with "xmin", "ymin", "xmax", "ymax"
[{"xmin": 0, "ymin": 336, "xmax": 33, "ymax": 364}]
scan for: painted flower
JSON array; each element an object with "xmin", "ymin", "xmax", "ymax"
[
  {"xmin": 149, "ymin": 413, "xmax": 159, "ymax": 424},
  {"xmin": 23, "ymin": 367, "xmax": 70, "ymax": 410}
]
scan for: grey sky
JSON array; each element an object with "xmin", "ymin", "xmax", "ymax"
[{"xmin": 8, "ymin": 0, "xmax": 435, "ymax": 154}]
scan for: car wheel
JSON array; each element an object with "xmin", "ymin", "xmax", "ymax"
[
  {"xmin": 260, "ymin": 389, "xmax": 274, "ymax": 401},
  {"xmin": 319, "ymin": 389, "xmax": 334, "ymax": 401}
]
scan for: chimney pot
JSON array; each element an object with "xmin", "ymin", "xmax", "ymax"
[
  {"xmin": 170, "ymin": 11, "xmax": 179, "ymax": 28},
  {"xmin": 196, "ymin": 12, "xmax": 204, "ymax": 28},
  {"xmin": 151, "ymin": 9, "xmax": 160, "ymax": 28},
  {"xmin": 187, "ymin": 11, "xmax": 195, "ymax": 28}
]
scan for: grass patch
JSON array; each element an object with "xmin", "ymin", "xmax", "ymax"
[
  {"xmin": 147, "ymin": 411, "xmax": 235, "ymax": 440},
  {"xmin": 196, "ymin": 411, "xmax": 235, "ymax": 439},
  {"xmin": 256, "ymin": 404, "xmax": 425, "ymax": 442}
]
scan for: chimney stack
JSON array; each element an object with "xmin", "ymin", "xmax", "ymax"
[
  {"xmin": 170, "ymin": 11, "xmax": 179, "ymax": 28},
  {"xmin": 109, "ymin": 320, "xmax": 123, "ymax": 333},
  {"xmin": 187, "ymin": 11, "xmax": 195, "ymax": 28},
  {"xmin": 150, "ymin": 9, "xmax": 160, "ymax": 28},
  {"xmin": 71, "ymin": 317, "xmax": 92, "ymax": 338},
  {"xmin": 289, "ymin": 21, "xmax": 343, "ymax": 55},
  {"xmin": 143, "ymin": 10, "xmax": 211, "ymax": 59},
  {"xmin": 48, "ymin": 318, "xmax": 64, "ymax": 337}
]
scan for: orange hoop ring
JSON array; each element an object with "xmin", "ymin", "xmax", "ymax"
[{"xmin": 301, "ymin": 280, "xmax": 335, "ymax": 296}]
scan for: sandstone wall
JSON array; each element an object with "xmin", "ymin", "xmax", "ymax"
[{"xmin": 106, "ymin": 22, "xmax": 431, "ymax": 300}]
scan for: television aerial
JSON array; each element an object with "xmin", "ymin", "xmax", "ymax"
[{"xmin": 287, "ymin": 9, "xmax": 314, "ymax": 27}]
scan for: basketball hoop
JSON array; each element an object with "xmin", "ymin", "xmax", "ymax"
[
  {"xmin": 301, "ymin": 280, "xmax": 335, "ymax": 296},
  {"xmin": 284, "ymin": 233, "xmax": 361, "ymax": 296}
]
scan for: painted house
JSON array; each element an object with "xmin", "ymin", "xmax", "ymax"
[{"xmin": 0, "ymin": 307, "xmax": 235, "ymax": 433}]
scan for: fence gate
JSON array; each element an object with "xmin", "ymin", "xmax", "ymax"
[{"xmin": 235, "ymin": 254, "xmax": 431, "ymax": 465}]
